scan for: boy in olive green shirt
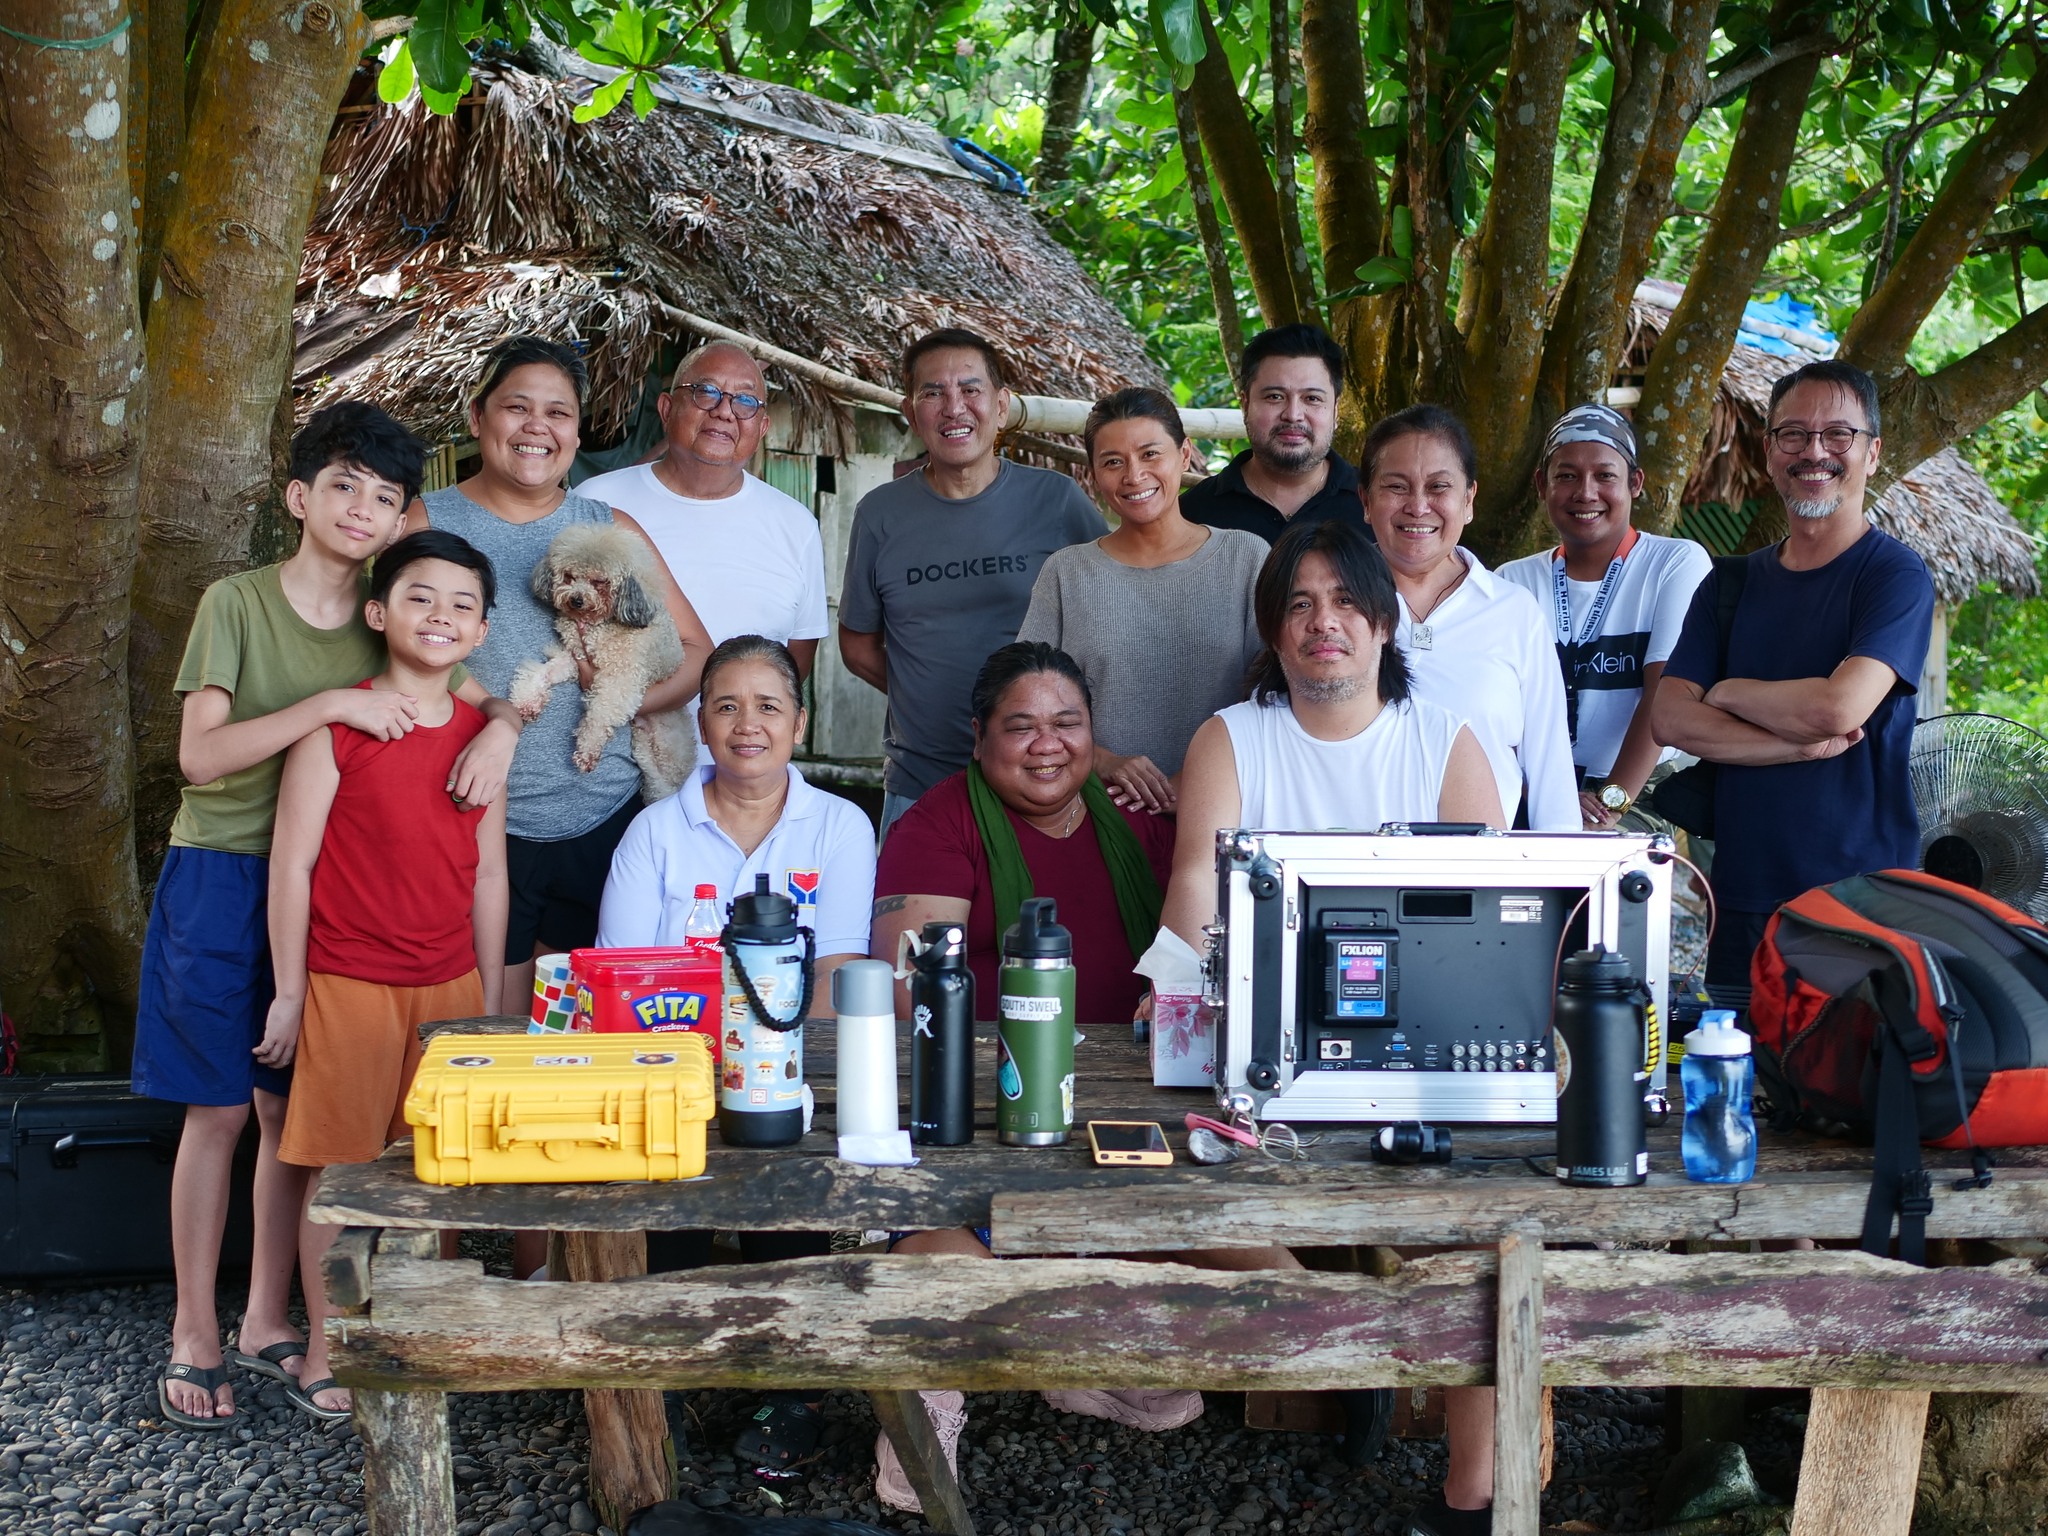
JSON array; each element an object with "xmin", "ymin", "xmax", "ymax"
[{"xmin": 138, "ymin": 402, "xmax": 521, "ymax": 1429}]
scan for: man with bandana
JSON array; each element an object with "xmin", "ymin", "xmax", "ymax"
[
  {"xmin": 1653, "ymin": 361, "xmax": 1934, "ymax": 1011},
  {"xmin": 1498, "ymin": 404, "xmax": 1712, "ymax": 830}
]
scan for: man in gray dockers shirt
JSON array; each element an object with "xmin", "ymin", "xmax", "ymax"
[{"xmin": 838, "ymin": 328, "xmax": 1105, "ymax": 834}]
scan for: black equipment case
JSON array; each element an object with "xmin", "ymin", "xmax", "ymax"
[{"xmin": 0, "ymin": 1076, "xmax": 254, "ymax": 1281}]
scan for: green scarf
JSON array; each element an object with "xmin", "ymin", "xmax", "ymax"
[{"xmin": 966, "ymin": 761, "xmax": 1164, "ymax": 962}]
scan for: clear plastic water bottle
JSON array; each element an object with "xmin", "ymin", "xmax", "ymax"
[
  {"xmin": 1680, "ymin": 1009, "xmax": 1757, "ymax": 1184},
  {"xmin": 683, "ymin": 883, "xmax": 722, "ymax": 958}
]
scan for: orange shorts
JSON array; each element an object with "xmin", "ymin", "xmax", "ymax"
[{"xmin": 279, "ymin": 970, "xmax": 484, "ymax": 1167}]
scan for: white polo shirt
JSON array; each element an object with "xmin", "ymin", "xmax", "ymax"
[
  {"xmin": 1395, "ymin": 549, "xmax": 1579, "ymax": 831},
  {"xmin": 575, "ymin": 463, "xmax": 829, "ymax": 652},
  {"xmin": 1497, "ymin": 532, "xmax": 1714, "ymax": 780},
  {"xmin": 595, "ymin": 764, "xmax": 875, "ymax": 958}
]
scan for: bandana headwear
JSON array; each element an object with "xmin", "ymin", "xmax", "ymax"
[{"xmin": 1542, "ymin": 403, "xmax": 1638, "ymax": 470}]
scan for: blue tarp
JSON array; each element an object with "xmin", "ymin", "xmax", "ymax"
[{"xmin": 1736, "ymin": 293, "xmax": 1834, "ymax": 356}]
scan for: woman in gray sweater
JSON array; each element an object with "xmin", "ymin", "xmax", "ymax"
[{"xmin": 1018, "ymin": 388, "xmax": 1266, "ymax": 813}]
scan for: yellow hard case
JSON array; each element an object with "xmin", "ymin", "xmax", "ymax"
[{"xmin": 404, "ymin": 1032, "xmax": 715, "ymax": 1186}]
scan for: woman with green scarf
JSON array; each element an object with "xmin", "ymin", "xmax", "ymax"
[{"xmin": 871, "ymin": 641, "xmax": 1170, "ymax": 1024}]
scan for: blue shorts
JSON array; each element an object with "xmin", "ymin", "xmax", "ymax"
[{"xmin": 131, "ymin": 847, "xmax": 292, "ymax": 1106}]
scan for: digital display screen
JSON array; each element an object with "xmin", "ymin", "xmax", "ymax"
[{"xmin": 1090, "ymin": 1122, "xmax": 1168, "ymax": 1153}]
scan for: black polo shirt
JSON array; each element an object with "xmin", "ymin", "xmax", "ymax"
[{"xmin": 1181, "ymin": 450, "xmax": 1369, "ymax": 543}]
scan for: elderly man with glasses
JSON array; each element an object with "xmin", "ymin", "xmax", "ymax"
[
  {"xmin": 580, "ymin": 341, "xmax": 829, "ymax": 684},
  {"xmin": 1652, "ymin": 359, "xmax": 1935, "ymax": 1013}
]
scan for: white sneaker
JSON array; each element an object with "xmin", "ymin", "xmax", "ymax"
[
  {"xmin": 873, "ymin": 1390, "xmax": 967, "ymax": 1513},
  {"xmin": 1041, "ymin": 1388, "xmax": 1204, "ymax": 1431}
]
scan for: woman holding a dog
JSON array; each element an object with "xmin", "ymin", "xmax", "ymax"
[{"xmin": 408, "ymin": 334, "xmax": 715, "ymax": 1011}]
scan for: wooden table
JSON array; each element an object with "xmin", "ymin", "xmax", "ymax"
[{"xmin": 312, "ymin": 1018, "xmax": 2048, "ymax": 1536}]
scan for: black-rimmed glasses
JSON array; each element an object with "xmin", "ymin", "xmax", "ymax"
[
  {"xmin": 679, "ymin": 381, "xmax": 766, "ymax": 420},
  {"xmin": 1767, "ymin": 425, "xmax": 1870, "ymax": 455}
]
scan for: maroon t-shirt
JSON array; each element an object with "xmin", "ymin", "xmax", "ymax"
[{"xmin": 875, "ymin": 772, "xmax": 1175, "ymax": 1024}]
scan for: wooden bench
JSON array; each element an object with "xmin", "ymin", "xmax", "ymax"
[{"xmin": 313, "ymin": 1017, "xmax": 2048, "ymax": 1536}]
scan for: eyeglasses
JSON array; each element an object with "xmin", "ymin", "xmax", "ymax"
[
  {"xmin": 678, "ymin": 381, "xmax": 766, "ymax": 421},
  {"xmin": 1766, "ymin": 425, "xmax": 1871, "ymax": 455}
]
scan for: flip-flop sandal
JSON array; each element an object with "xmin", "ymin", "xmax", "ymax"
[
  {"xmin": 227, "ymin": 1341, "xmax": 307, "ymax": 1384},
  {"xmin": 734, "ymin": 1393, "xmax": 823, "ymax": 1471},
  {"xmin": 159, "ymin": 1362, "xmax": 236, "ymax": 1431},
  {"xmin": 285, "ymin": 1375, "xmax": 353, "ymax": 1423}
]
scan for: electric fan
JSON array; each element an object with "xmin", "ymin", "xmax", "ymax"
[{"xmin": 1910, "ymin": 712, "xmax": 2048, "ymax": 920}]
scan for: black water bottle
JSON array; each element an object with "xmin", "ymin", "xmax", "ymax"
[
  {"xmin": 908, "ymin": 921, "xmax": 976, "ymax": 1146},
  {"xmin": 1552, "ymin": 946, "xmax": 1650, "ymax": 1187}
]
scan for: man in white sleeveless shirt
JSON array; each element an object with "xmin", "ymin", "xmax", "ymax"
[{"xmin": 1158, "ymin": 519, "xmax": 1504, "ymax": 1536}]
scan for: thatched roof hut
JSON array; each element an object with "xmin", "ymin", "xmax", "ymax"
[
  {"xmin": 1620, "ymin": 279, "xmax": 2040, "ymax": 605},
  {"xmin": 293, "ymin": 51, "xmax": 1161, "ymax": 452}
]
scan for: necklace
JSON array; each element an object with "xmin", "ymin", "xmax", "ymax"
[
  {"xmin": 1406, "ymin": 557, "xmax": 1468, "ymax": 651},
  {"xmin": 1059, "ymin": 797, "xmax": 1082, "ymax": 837}
]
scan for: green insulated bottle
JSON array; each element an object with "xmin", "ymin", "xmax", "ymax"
[{"xmin": 997, "ymin": 897, "xmax": 1076, "ymax": 1146}]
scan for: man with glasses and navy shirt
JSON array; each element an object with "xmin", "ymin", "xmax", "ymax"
[
  {"xmin": 1653, "ymin": 360, "xmax": 1935, "ymax": 1012},
  {"xmin": 581, "ymin": 342, "xmax": 829, "ymax": 682}
]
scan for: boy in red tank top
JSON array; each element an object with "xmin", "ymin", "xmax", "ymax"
[{"xmin": 267, "ymin": 530, "xmax": 508, "ymax": 1420}]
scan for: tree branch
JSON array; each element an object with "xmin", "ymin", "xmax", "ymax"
[
  {"xmin": 1704, "ymin": 29, "xmax": 1832, "ymax": 108},
  {"xmin": 1269, "ymin": 0, "xmax": 1318, "ymax": 320},
  {"xmin": 1461, "ymin": 0, "xmax": 1590, "ymax": 511},
  {"xmin": 1404, "ymin": 0, "xmax": 1455, "ymax": 399},
  {"xmin": 1840, "ymin": 64, "xmax": 2048, "ymax": 380},
  {"xmin": 1877, "ymin": 301, "xmax": 2048, "ymax": 487},
  {"xmin": 1185, "ymin": 0, "xmax": 1300, "ymax": 327},
  {"xmin": 1172, "ymin": 83, "xmax": 1247, "ymax": 382},
  {"xmin": 1632, "ymin": 2, "xmax": 1827, "ymax": 533}
]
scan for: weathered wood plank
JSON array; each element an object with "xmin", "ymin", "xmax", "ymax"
[
  {"xmin": 355, "ymin": 1388, "xmax": 455, "ymax": 1536},
  {"xmin": 1790, "ymin": 1388, "xmax": 1929, "ymax": 1536},
  {"xmin": 1493, "ymin": 1230, "xmax": 1544, "ymax": 1536},
  {"xmin": 988, "ymin": 1171, "xmax": 2048, "ymax": 1251},
  {"xmin": 324, "ymin": 1226, "xmax": 380, "ymax": 1313},
  {"xmin": 327, "ymin": 1250, "xmax": 2048, "ymax": 1395},
  {"xmin": 871, "ymin": 1391, "xmax": 976, "ymax": 1536}
]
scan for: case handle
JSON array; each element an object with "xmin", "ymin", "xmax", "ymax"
[
  {"xmin": 494, "ymin": 1122, "xmax": 621, "ymax": 1159},
  {"xmin": 51, "ymin": 1129, "xmax": 178, "ymax": 1168}
]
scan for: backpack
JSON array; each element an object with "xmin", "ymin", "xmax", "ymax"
[{"xmin": 1748, "ymin": 868, "xmax": 2048, "ymax": 1265}]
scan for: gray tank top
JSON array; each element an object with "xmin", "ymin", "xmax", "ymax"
[{"xmin": 423, "ymin": 485, "xmax": 640, "ymax": 841}]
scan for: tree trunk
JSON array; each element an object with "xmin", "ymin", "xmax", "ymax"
[
  {"xmin": 1267, "ymin": 0, "xmax": 1317, "ymax": 320},
  {"xmin": 1185, "ymin": 0, "xmax": 1300, "ymax": 329},
  {"xmin": 1632, "ymin": 5, "xmax": 1825, "ymax": 534},
  {"xmin": 127, "ymin": 0, "xmax": 370, "ymax": 857},
  {"xmin": 1172, "ymin": 86, "xmax": 1246, "ymax": 384},
  {"xmin": 1912, "ymin": 1393, "xmax": 2048, "ymax": 1535},
  {"xmin": 1458, "ymin": 0, "xmax": 1590, "ymax": 562},
  {"xmin": 1036, "ymin": 23, "xmax": 1095, "ymax": 187},
  {"xmin": 134, "ymin": 0, "xmax": 186, "ymax": 312},
  {"xmin": 1300, "ymin": 0, "xmax": 1380, "ymax": 441},
  {"xmin": 0, "ymin": 0, "xmax": 149, "ymax": 1071}
]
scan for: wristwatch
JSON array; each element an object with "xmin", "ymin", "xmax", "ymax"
[{"xmin": 1598, "ymin": 782, "xmax": 1633, "ymax": 816}]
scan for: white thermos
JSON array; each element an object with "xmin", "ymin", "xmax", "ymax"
[{"xmin": 833, "ymin": 960, "xmax": 900, "ymax": 1138}]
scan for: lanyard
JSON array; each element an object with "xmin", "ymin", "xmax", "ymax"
[
  {"xmin": 1551, "ymin": 527, "xmax": 1638, "ymax": 751},
  {"xmin": 1550, "ymin": 526, "xmax": 1640, "ymax": 650}
]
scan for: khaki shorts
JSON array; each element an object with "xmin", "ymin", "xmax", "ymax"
[{"xmin": 279, "ymin": 969, "xmax": 484, "ymax": 1167}]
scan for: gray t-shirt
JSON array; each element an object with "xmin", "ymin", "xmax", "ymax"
[
  {"xmin": 1018, "ymin": 528, "xmax": 1268, "ymax": 775},
  {"xmin": 840, "ymin": 460, "xmax": 1106, "ymax": 798},
  {"xmin": 422, "ymin": 485, "xmax": 640, "ymax": 841}
]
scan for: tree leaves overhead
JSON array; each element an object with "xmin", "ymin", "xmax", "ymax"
[
  {"xmin": 1148, "ymin": 0, "xmax": 1204, "ymax": 88},
  {"xmin": 747, "ymin": 0, "xmax": 814, "ymax": 51},
  {"xmin": 409, "ymin": 0, "xmax": 484, "ymax": 100}
]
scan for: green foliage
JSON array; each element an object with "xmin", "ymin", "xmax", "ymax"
[{"xmin": 1948, "ymin": 404, "xmax": 2048, "ymax": 729}]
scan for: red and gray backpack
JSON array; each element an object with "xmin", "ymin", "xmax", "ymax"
[{"xmin": 1748, "ymin": 868, "xmax": 2048, "ymax": 1264}]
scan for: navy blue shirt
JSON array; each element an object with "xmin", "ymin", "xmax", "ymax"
[{"xmin": 1663, "ymin": 526, "xmax": 1934, "ymax": 913}]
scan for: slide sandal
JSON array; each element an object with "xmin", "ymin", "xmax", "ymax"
[
  {"xmin": 227, "ymin": 1340, "xmax": 306, "ymax": 1384},
  {"xmin": 734, "ymin": 1393, "xmax": 823, "ymax": 1471},
  {"xmin": 285, "ymin": 1375, "xmax": 353, "ymax": 1423},
  {"xmin": 159, "ymin": 1362, "xmax": 235, "ymax": 1431}
]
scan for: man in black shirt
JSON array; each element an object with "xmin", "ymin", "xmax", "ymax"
[{"xmin": 1182, "ymin": 323, "xmax": 1366, "ymax": 542}]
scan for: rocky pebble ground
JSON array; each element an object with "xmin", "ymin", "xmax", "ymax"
[{"xmin": 1, "ymin": 1257, "xmax": 1805, "ymax": 1536}]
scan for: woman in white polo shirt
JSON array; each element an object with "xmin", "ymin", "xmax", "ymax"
[
  {"xmin": 1360, "ymin": 404, "xmax": 1579, "ymax": 831},
  {"xmin": 595, "ymin": 634, "xmax": 874, "ymax": 995}
]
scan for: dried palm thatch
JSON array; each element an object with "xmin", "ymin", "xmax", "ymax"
[
  {"xmin": 1620, "ymin": 282, "xmax": 2040, "ymax": 604},
  {"xmin": 294, "ymin": 55, "xmax": 1159, "ymax": 459}
]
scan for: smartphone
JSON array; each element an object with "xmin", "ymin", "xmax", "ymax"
[{"xmin": 1087, "ymin": 1120, "xmax": 1173, "ymax": 1166}]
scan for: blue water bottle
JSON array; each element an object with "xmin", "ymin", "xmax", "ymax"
[{"xmin": 1680, "ymin": 1009, "xmax": 1757, "ymax": 1184}]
